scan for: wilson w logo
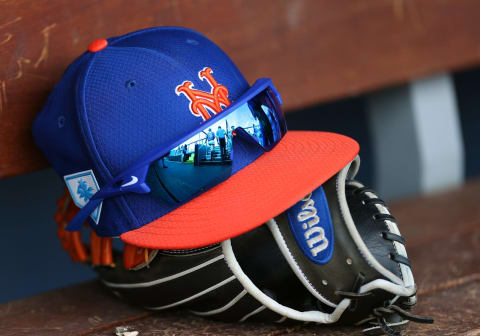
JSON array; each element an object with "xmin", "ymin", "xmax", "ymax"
[{"xmin": 176, "ymin": 67, "xmax": 231, "ymax": 121}]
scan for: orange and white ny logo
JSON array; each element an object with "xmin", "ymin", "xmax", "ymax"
[{"xmin": 176, "ymin": 67, "xmax": 231, "ymax": 121}]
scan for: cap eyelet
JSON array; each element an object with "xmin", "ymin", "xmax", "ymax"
[
  {"xmin": 186, "ymin": 39, "xmax": 199, "ymax": 45},
  {"xmin": 126, "ymin": 80, "xmax": 136, "ymax": 89},
  {"xmin": 57, "ymin": 115, "xmax": 65, "ymax": 128}
]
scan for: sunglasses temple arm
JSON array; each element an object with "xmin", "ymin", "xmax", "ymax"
[{"xmin": 65, "ymin": 197, "xmax": 103, "ymax": 231}]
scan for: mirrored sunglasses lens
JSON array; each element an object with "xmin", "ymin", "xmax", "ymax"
[
  {"xmin": 145, "ymin": 89, "xmax": 283, "ymax": 204},
  {"xmin": 146, "ymin": 130, "xmax": 233, "ymax": 204}
]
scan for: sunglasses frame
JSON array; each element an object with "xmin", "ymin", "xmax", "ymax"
[{"xmin": 67, "ymin": 78, "xmax": 283, "ymax": 230}]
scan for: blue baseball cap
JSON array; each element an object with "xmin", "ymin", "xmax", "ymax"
[{"xmin": 33, "ymin": 27, "xmax": 358, "ymax": 249}]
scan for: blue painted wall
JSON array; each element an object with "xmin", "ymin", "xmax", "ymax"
[{"xmin": 0, "ymin": 169, "xmax": 95, "ymax": 303}]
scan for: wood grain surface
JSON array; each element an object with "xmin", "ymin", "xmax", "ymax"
[
  {"xmin": 2, "ymin": 0, "xmax": 480, "ymax": 177},
  {"xmin": 1, "ymin": 179, "xmax": 479, "ymax": 336}
]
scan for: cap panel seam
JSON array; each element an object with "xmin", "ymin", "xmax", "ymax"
[
  {"xmin": 108, "ymin": 27, "xmax": 246, "ymax": 89},
  {"xmin": 75, "ymin": 51, "xmax": 140, "ymax": 229},
  {"xmin": 80, "ymin": 45, "xmax": 195, "ymax": 179},
  {"xmin": 108, "ymin": 26, "xmax": 208, "ymax": 46},
  {"xmin": 75, "ymin": 52, "xmax": 111, "ymax": 182},
  {"xmin": 75, "ymin": 45, "xmax": 201, "ymax": 231}
]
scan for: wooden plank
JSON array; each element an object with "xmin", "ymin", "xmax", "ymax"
[
  {"xmin": 0, "ymin": 281, "xmax": 284, "ymax": 336},
  {"xmin": 407, "ymin": 282, "xmax": 480, "ymax": 336},
  {"xmin": 0, "ymin": 281, "xmax": 148, "ymax": 336},
  {"xmin": 1, "ymin": 181, "xmax": 479, "ymax": 335},
  {"xmin": 408, "ymin": 225, "xmax": 480, "ymax": 296},
  {"xmin": 2, "ymin": 0, "xmax": 480, "ymax": 178},
  {"xmin": 390, "ymin": 178, "xmax": 480, "ymax": 250},
  {"xmin": 271, "ymin": 282, "xmax": 480, "ymax": 336},
  {"xmin": 3, "ymin": 221, "xmax": 475, "ymax": 336},
  {"xmin": 86, "ymin": 223, "xmax": 480, "ymax": 336}
]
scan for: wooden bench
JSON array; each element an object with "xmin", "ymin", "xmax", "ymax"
[
  {"xmin": 2, "ymin": 180, "xmax": 479, "ymax": 335},
  {"xmin": 1, "ymin": 1, "xmax": 479, "ymax": 335}
]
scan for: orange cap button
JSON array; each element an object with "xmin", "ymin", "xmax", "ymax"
[{"xmin": 88, "ymin": 39, "xmax": 108, "ymax": 52}]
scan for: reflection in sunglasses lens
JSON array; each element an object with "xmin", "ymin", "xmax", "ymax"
[{"xmin": 147, "ymin": 89, "xmax": 281, "ymax": 204}]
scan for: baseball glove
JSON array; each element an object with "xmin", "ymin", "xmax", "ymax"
[{"xmin": 56, "ymin": 156, "xmax": 433, "ymax": 335}]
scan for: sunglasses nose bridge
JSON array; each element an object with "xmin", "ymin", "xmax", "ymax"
[
  {"xmin": 230, "ymin": 131, "xmax": 265, "ymax": 175},
  {"xmin": 234, "ymin": 128, "xmax": 267, "ymax": 149}
]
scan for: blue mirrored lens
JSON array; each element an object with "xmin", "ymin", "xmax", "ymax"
[{"xmin": 147, "ymin": 88, "xmax": 285, "ymax": 204}]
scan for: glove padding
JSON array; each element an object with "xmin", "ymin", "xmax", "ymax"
[{"xmin": 58, "ymin": 157, "xmax": 433, "ymax": 335}]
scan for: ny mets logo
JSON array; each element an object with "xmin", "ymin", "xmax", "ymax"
[{"xmin": 176, "ymin": 67, "xmax": 231, "ymax": 121}]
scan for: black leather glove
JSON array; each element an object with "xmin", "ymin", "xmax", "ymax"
[{"xmin": 58, "ymin": 156, "xmax": 433, "ymax": 335}]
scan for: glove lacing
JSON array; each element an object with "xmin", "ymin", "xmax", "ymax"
[
  {"xmin": 339, "ymin": 182, "xmax": 434, "ymax": 335},
  {"xmin": 337, "ymin": 289, "xmax": 433, "ymax": 335},
  {"xmin": 351, "ymin": 186, "xmax": 412, "ymax": 269}
]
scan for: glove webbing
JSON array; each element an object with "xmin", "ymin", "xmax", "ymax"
[{"xmin": 55, "ymin": 189, "xmax": 151, "ymax": 269}]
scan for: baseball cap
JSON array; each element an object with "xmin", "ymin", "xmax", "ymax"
[{"xmin": 33, "ymin": 27, "xmax": 359, "ymax": 249}]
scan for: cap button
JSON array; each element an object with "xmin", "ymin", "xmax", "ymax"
[{"xmin": 88, "ymin": 39, "xmax": 108, "ymax": 52}]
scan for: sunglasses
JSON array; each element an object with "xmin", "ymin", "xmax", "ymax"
[{"xmin": 67, "ymin": 78, "xmax": 287, "ymax": 231}]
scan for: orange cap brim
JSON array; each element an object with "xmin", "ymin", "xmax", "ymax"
[{"xmin": 121, "ymin": 131, "xmax": 359, "ymax": 249}]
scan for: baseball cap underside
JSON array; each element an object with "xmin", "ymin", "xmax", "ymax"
[{"xmin": 121, "ymin": 131, "xmax": 359, "ymax": 249}]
